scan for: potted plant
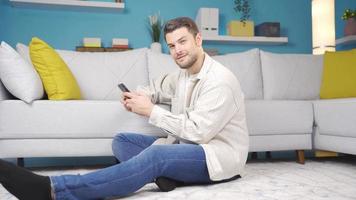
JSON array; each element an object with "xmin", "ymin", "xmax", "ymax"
[
  {"xmin": 228, "ymin": 0, "xmax": 254, "ymax": 37},
  {"xmin": 148, "ymin": 12, "xmax": 164, "ymax": 53},
  {"xmin": 234, "ymin": 0, "xmax": 251, "ymax": 25},
  {"xmin": 342, "ymin": 9, "xmax": 356, "ymax": 36}
]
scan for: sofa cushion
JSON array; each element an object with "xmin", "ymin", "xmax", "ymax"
[
  {"xmin": 313, "ymin": 98, "xmax": 356, "ymax": 138},
  {"xmin": 213, "ymin": 48, "xmax": 263, "ymax": 99},
  {"xmin": 147, "ymin": 50, "xmax": 179, "ymax": 81},
  {"xmin": 320, "ymin": 49, "xmax": 356, "ymax": 99},
  {"xmin": 29, "ymin": 37, "xmax": 81, "ymax": 100},
  {"xmin": 0, "ymin": 100, "xmax": 166, "ymax": 139},
  {"xmin": 17, "ymin": 43, "xmax": 149, "ymax": 100},
  {"xmin": 261, "ymin": 50, "xmax": 323, "ymax": 100},
  {"xmin": 245, "ymin": 100, "xmax": 314, "ymax": 136},
  {"xmin": 0, "ymin": 41, "xmax": 44, "ymax": 103}
]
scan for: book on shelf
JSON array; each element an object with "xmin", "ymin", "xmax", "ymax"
[
  {"xmin": 112, "ymin": 44, "xmax": 129, "ymax": 49},
  {"xmin": 83, "ymin": 37, "xmax": 101, "ymax": 48}
]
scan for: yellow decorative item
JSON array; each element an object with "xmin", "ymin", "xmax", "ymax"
[
  {"xmin": 29, "ymin": 37, "xmax": 81, "ymax": 100},
  {"xmin": 227, "ymin": 20, "xmax": 254, "ymax": 37},
  {"xmin": 320, "ymin": 49, "xmax": 356, "ymax": 99}
]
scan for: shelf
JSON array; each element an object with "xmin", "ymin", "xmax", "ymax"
[
  {"xmin": 203, "ymin": 35, "xmax": 288, "ymax": 45},
  {"xmin": 75, "ymin": 46, "xmax": 132, "ymax": 52},
  {"xmin": 336, "ymin": 35, "xmax": 356, "ymax": 45},
  {"xmin": 10, "ymin": 0, "xmax": 124, "ymax": 12}
]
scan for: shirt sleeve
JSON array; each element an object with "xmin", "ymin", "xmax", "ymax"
[
  {"xmin": 149, "ymin": 83, "xmax": 238, "ymax": 144},
  {"xmin": 137, "ymin": 72, "xmax": 179, "ymax": 105}
]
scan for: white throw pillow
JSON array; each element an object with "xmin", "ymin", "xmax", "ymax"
[
  {"xmin": 260, "ymin": 50, "xmax": 323, "ymax": 100},
  {"xmin": 0, "ymin": 41, "xmax": 44, "ymax": 103},
  {"xmin": 147, "ymin": 50, "xmax": 180, "ymax": 81},
  {"xmin": 213, "ymin": 48, "xmax": 263, "ymax": 99}
]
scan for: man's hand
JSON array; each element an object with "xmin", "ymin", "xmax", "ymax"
[{"xmin": 122, "ymin": 92, "xmax": 154, "ymax": 117}]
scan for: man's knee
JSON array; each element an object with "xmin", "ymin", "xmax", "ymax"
[
  {"xmin": 112, "ymin": 132, "xmax": 137, "ymax": 146},
  {"xmin": 112, "ymin": 132, "xmax": 133, "ymax": 160}
]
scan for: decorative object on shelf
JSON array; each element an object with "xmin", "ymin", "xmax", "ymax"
[
  {"xmin": 228, "ymin": 20, "xmax": 254, "ymax": 37},
  {"xmin": 112, "ymin": 38, "xmax": 129, "ymax": 50},
  {"xmin": 311, "ymin": 0, "xmax": 335, "ymax": 55},
  {"xmin": 233, "ymin": 0, "xmax": 250, "ymax": 25},
  {"xmin": 148, "ymin": 12, "xmax": 164, "ymax": 53},
  {"xmin": 342, "ymin": 9, "xmax": 356, "ymax": 36},
  {"xmin": 83, "ymin": 37, "xmax": 101, "ymax": 47},
  {"xmin": 228, "ymin": 0, "xmax": 254, "ymax": 37},
  {"xmin": 195, "ymin": 8, "xmax": 219, "ymax": 37},
  {"xmin": 255, "ymin": 22, "xmax": 280, "ymax": 37}
]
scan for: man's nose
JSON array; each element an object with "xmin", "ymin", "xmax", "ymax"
[{"xmin": 174, "ymin": 44, "xmax": 182, "ymax": 54}]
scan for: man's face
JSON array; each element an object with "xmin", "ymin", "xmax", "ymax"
[{"xmin": 165, "ymin": 27, "xmax": 202, "ymax": 69}]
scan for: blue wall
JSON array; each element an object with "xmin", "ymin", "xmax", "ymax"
[
  {"xmin": 1, "ymin": 0, "xmax": 312, "ymax": 54},
  {"xmin": 0, "ymin": 0, "xmax": 355, "ymax": 54}
]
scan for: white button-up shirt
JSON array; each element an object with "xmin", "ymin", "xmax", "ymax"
[{"xmin": 147, "ymin": 54, "xmax": 249, "ymax": 181}]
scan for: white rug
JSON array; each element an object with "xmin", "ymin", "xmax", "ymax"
[{"xmin": 1, "ymin": 158, "xmax": 356, "ymax": 200}]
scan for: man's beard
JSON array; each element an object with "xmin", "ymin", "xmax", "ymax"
[{"xmin": 175, "ymin": 52, "xmax": 198, "ymax": 69}]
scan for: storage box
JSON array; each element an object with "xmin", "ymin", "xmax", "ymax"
[
  {"xmin": 83, "ymin": 37, "xmax": 101, "ymax": 48},
  {"xmin": 196, "ymin": 8, "xmax": 219, "ymax": 37},
  {"xmin": 255, "ymin": 22, "xmax": 280, "ymax": 37},
  {"xmin": 227, "ymin": 20, "xmax": 254, "ymax": 37}
]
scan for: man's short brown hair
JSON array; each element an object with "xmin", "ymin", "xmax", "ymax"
[{"xmin": 163, "ymin": 17, "xmax": 199, "ymax": 41}]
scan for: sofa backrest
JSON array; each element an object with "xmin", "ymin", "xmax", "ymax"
[
  {"xmin": 147, "ymin": 48, "xmax": 263, "ymax": 100},
  {"xmin": 260, "ymin": 50, "xmax": 324, "ymax": 100},
  {"xmin": 16, "ymin": 44, "xmax": 149, "ymax": 100},
  {"xmin": 146, "ymin": 50, "xmax": 180, "ymax": 81},
  {"xmin": 213, "ymin": 48, "xmax": 263, "ymax": 99}
]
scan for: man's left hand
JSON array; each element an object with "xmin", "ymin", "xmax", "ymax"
[{"xmin": 123, "ymin": 92, "xmax": 154, "ymax": 117}]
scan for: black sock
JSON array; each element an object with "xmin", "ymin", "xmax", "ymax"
[
  {"xmin": 155, "ymin": 177, "xmax": 182, "ymax": 192},
  {"xmin": 0, "ymin": 159, "xmax": 52, "ymax": 200}
]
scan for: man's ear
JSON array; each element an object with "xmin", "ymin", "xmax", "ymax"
[{"xmin": 195, "ymin": 32, "xmax": 203, "ymax": 47}]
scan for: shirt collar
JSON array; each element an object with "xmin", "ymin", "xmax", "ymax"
[{"xmin": 186, "ymin": 53, "xmax": 212, "ymax": 81}]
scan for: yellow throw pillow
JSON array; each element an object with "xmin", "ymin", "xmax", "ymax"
[
  {"xmin": 29, "ymin": 37, "xmax": 81, "ymax": 100},
  {"xmin": 320, "ymin": 49, "xmax": 356, "ymax": 99}
]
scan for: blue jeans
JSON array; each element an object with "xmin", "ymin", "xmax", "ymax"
[{"xmin": 50, "ymin": 133, "xmax": 212, "ymax": 199}]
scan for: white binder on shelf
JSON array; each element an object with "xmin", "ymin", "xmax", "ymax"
[{"xmin": 195, "ymin": 8, "xmax": 219, "ymax": 37}]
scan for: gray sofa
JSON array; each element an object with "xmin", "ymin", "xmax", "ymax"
[{"xmin": 1, "ymin": 45, "xmax": 355, "ymax": 165}]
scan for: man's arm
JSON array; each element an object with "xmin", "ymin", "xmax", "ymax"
[{"xmin": 136, "ymin": 72, "xmax": 179, "ymax": 105}]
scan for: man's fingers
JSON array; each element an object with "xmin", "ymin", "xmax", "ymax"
[{"xmin": 123, "ymin": 92, "xmax": 136, "ymax": 99}]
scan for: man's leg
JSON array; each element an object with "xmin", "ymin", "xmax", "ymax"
[
  {"xmin": 51, "ymin": 144, "xmax": 212, "ymax": 199},
  {"xmin": 112, "ymin": 132, "xmax": 179, "ymax": 192},
  {"xmin": 111, "ymin": 132, "xmax": 158, "ymax": 162}
]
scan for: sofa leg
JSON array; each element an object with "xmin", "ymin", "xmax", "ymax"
[
  {"xmin": 296, "ymin": 150, "xmax": 305, "ymax": 164},
  {"xmin": 17, "ymin": 158, "xmax": 25, "ymax": 167},
  {"xmin": 251, "ymin": 152, "xmax": 258, "ymax": 159},
  {"xmin": 265, "ymin": 151, "xmax": 272, "ymax": 159}
]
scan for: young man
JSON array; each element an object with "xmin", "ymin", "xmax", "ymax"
[{"xmin": 0, "ymin": 17, "xmax": 249, "ymax": 200}]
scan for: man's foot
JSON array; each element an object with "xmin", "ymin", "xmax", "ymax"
[
  {"xmin": 0, "ymin": 159, "xmax": 52, "ymax": 200},
  {"xmin": 155, "ymin": 177, "xmax": 181, "ymax": 192}
]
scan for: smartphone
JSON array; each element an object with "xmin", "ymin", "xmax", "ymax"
[{"xmin": 118, "ymin": 83, "xmax": 130, "ymax": 92}]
